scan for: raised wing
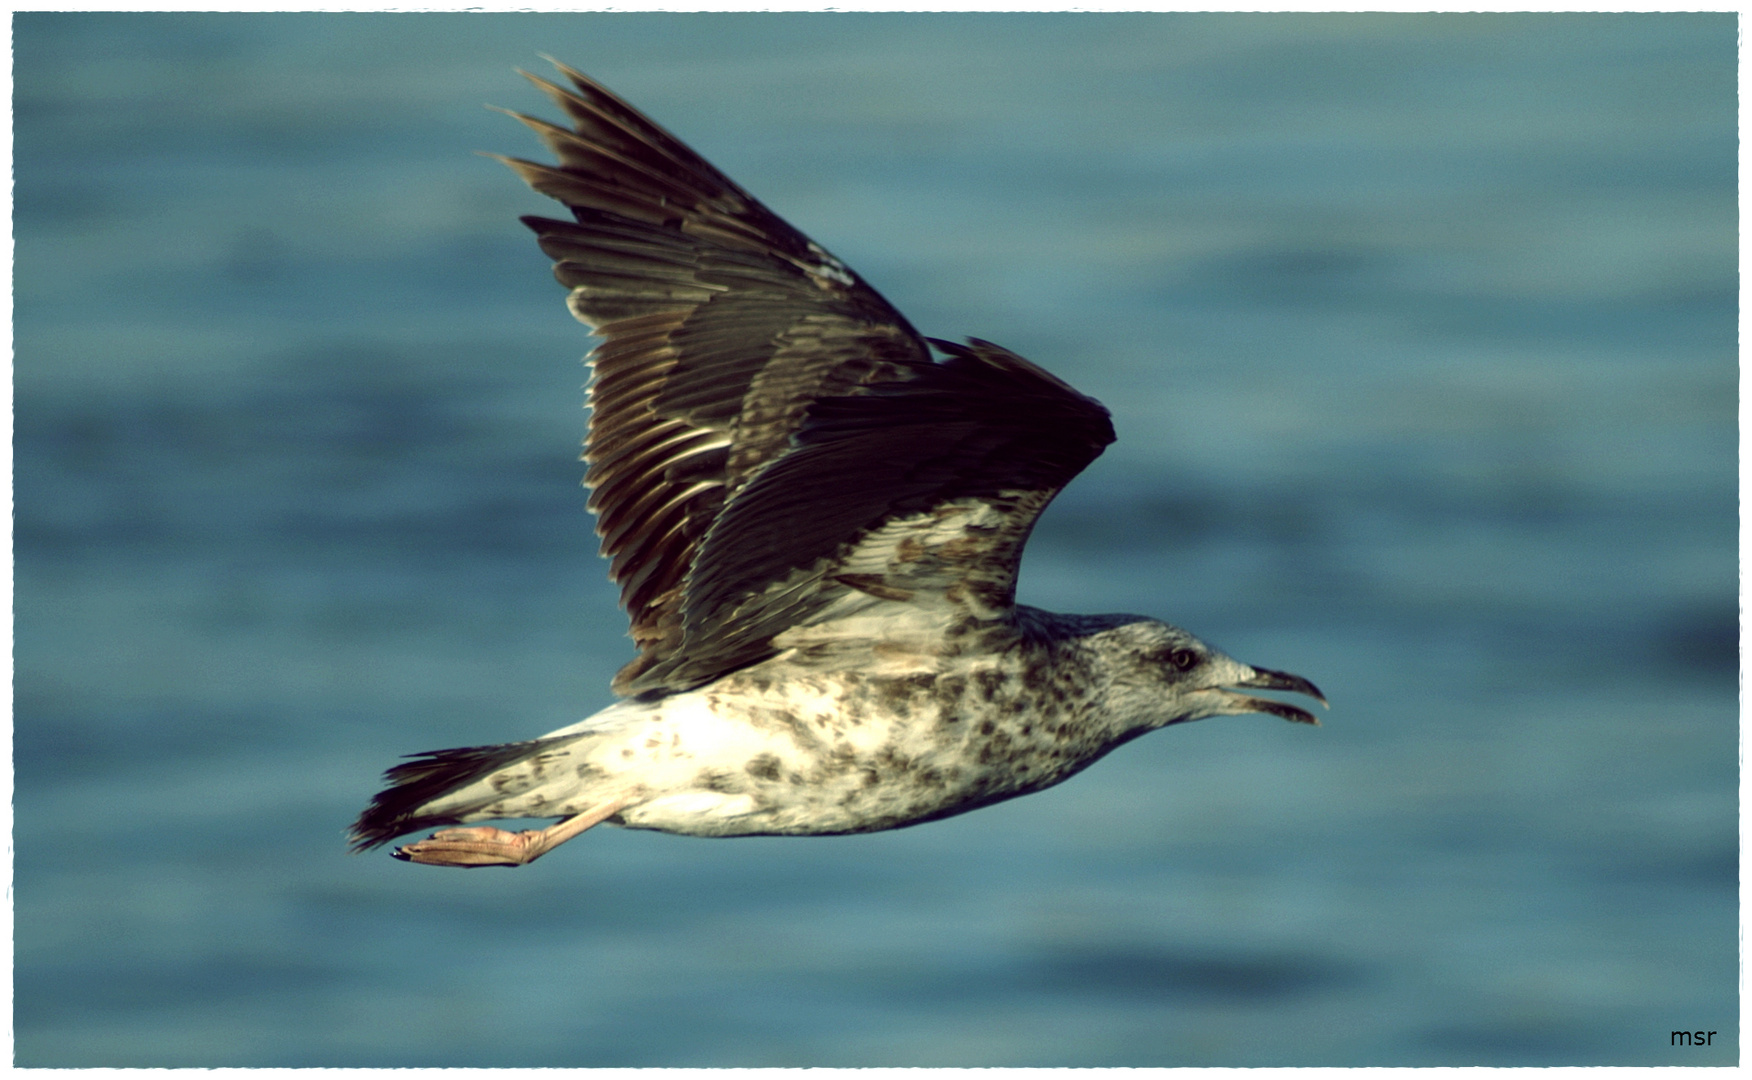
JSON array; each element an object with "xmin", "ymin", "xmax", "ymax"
[
  {"xmin": 498, "ymin": 60, "xmax": 933, "ymax": 693},
  {"xmin": 503, "ymin": 64, "xmax": 1113, "ymax": 695}
]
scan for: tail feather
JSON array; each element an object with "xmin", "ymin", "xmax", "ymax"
[{"xmin": 349, "ymin": 738, "xmax": 569, "ymax": 851}]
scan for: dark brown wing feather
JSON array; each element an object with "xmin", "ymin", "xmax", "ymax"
[
  {"xmin": 650, "ymin": 338, "xmax": 1116, "ymax": 690},
  {"xmin": 499, "ymin": 61, "xmax": 933, "ymax": 691},
  {"xmin": 504, "ymin": 64, "xmax": 1113, "ymax": 695}
]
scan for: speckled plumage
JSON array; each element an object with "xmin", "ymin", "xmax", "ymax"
[
  {"xmin": 349, "ymin": 64, "xmax": 1324, "ymax": 867},
  {"xmin": 362, "ymin": 606, "xmax": 1318, "ymax": 847}
]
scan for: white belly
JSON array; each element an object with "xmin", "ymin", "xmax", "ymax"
[{"xmin": 419, "ymin": 655, "xmax": 1087, "ymax": 838}]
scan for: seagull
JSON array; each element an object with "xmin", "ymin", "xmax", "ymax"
[{"xmin": 350, "ymin": 61, "xmax": 1325, "ymax": 867}]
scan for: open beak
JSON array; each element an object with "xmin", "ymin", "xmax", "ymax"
[{"xmin": 1224, "ymin": 666, "xmax": 1328, "ymax": 726}]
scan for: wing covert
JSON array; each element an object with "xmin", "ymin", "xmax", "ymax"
[{"xmin": 628, "ymin": 339, "xmax": 1116, "ymax": 693}]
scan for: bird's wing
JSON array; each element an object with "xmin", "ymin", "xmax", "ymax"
[
  {"xmin": 504, "ymin": 63, "xmax": 1112, "ymax": 695},
  {"xmin": 678, "ymin": 337, "xmax": 1115, "ymax": 690},
  {"xmin": 500, "ymin": 61, "xmax": 933, "ymax": 690}
]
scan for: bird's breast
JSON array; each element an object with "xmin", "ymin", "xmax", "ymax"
[{"xmin": 612, "ymin": 653, "xmax": 1111, "ymax": 837}]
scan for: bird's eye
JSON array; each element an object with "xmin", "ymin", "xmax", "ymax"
[{"xmin": 1166, "ymin": 648, "xmax": 1199, "ymax": 672}]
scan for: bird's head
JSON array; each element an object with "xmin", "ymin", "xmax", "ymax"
[{"xmin": 1079, "ymin": 616, "xmax": 1326, "ymax": 732}]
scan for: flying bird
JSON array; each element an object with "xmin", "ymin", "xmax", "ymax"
[{"xmin": 351, "ymin": 62, "xmax": 1325, "ymax": 867}]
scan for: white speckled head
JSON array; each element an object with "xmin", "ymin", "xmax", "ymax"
[{"xmin": 1076, "ymin": 616, "xmax": 1326, "ymax": 734}]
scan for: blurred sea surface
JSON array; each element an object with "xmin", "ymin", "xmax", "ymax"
[{"xmin": 12, "ymin": 11, "xmax": 1738, "ymax": 1067}]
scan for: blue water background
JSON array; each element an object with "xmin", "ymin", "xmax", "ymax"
[{"xmin": 13, "ymin": 12, "xmax": 1738, "ymax": 1067}]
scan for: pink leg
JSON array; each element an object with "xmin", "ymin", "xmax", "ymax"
[{"xmin": 394, "ymin": 794, "xmax": 632, "ymax": 868}]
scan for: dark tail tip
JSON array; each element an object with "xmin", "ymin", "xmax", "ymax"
[{"xmin": 348, "ymin": 738, "xmax": 555, "ymax": 851}]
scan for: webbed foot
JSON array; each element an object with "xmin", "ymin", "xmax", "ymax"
[{"xmin": 393, "ymin": 795, "xmax": 631, "ymax": 868}]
